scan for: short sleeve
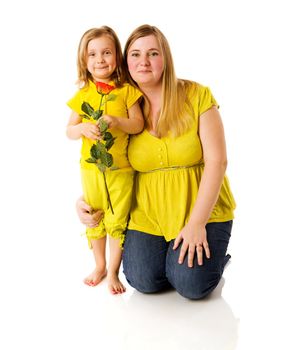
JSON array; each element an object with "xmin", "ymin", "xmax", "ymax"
[
  {"xmin": 125, "ymin": 84, "xmax": 143, "ymax": 109},
  {"xmin": 198, "ymin": 85, "xmax": 219, "ymax": 115},
  {"xmin": 67, "ymin": 90, "xmax": 82, "ymax": 114}
]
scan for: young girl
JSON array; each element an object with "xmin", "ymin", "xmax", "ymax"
[{"xmin": 66, "ymin": 26, "xmax": 144, "ymax": 294}]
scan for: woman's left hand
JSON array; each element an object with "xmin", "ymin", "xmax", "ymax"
[{"xmin": 173, "ymin": 222, "xmax": 210, "ymax": 267}]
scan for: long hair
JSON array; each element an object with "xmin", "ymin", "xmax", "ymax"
[
  {"xmin": 77, "ymin": 26, "xmax": 126, "ymax": 88},
  {"xmin": 124, "ymin": 24, "xmax": 194, "ymax": 137}
]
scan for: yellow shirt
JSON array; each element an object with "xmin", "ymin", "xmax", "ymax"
[
  {"xmin": 67, "ymin": 80, "xmax": 142, "ymax": 170},
  {"xmin": 127, "ymin": 84, "xmax": 236, "ymax": 241}
]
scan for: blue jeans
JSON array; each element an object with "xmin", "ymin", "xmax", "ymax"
[{"xmin": 122, "ymin": 221, "xmax": 233, "ymax": 300}]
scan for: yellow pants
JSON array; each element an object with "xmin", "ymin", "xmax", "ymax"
[{"xmin": 81, "ymin": 167, "xmax": 134, "ymax": 248}]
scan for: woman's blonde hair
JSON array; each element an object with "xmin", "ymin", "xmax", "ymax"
[
  {"xmin": 77, "ymin": 26, "xmax": 126, "ymax": 88},
  {"xmin": 124, "ymin": 24, "xmax": 194, "ymax": 137}
]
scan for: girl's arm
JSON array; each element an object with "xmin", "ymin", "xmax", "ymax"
[
  {"xmin": 173, "ymin": 106, "xmax": 227, "ymax": 267},
  {"xmin": 102, "ymin": 101, "xmax": 144, "ymax": 134},
  {"xmin": 66, "ymin": 111, "xmax": 101, "ymax": 140}
]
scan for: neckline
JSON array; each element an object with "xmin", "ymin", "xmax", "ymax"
[{"xmin": 144, "ymin": 128, "xmax": 163, "ymax": 140}]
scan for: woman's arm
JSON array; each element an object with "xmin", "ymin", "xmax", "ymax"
[
  {"xmin": 76, "ymin": 196, "xmax": 103, "ymax": 228},
  {"xmin": 173, "ymin": 106, "xmax": 227, "ymax": 267},
  {"xmin": 102, "ymin": 101, "xmax": 144, "ymax": 134}
]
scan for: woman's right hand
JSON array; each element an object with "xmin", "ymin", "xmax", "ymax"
[{"xmin": 76, "ymin": 196, "xmax": 103, "ymax": 228}]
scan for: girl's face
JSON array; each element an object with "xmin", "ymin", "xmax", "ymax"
[
  {"xmin": 127, "ymin": 35, "xmax": 164, "ymax": 88},
  {"xmin": 86, "ymin": 36, "xmax": 117, "ymax": 83}
]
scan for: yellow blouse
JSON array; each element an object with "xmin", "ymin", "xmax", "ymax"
[
  {"xmin": 127, "ymin": 84, "xmax": 236, "ymax": 241},
  {"xmin": 67, "ymin": 80, "xmax": 142, "ymax": 170}
]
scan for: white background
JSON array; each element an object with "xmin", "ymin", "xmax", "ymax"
[{"xmin": 0, "ymin": 0, "xmax": 304, "ymax": 349}]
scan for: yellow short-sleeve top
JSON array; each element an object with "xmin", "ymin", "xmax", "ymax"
[
  {"xmin": 67, "ymin": 80, "xmax": 142, "ymax": 170},
  {"xmin": 127, "ymin": 83, "xmax": 236, "ymax": 241}
]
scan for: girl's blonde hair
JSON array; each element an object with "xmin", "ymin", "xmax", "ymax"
[
  {"xmin": 124, "ymin": 24, "xmax": 194, "ymax": 137},
  {"xmin": 77, "ymin": 26, "xmax": 126, "ymax": 88}
]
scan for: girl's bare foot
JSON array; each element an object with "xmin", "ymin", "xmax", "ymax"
[
  {"xmin": 107, "ymin": 273, "xmax": 126, "ymax": 294},
  {"xmin": 83, "ymin": 267, "xmax": 107, "ymax": 287}
]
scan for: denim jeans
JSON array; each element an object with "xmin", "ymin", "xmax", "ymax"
[{"xmin": 122, "ymin": 221, "xmax": 232, "ymax": 300}]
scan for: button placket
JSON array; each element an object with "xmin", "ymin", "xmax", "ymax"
[{"xmin": 157, "ymin": 141, "xmax": 167, "ymax": 166}]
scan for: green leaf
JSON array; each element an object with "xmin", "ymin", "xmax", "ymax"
[
  {"xmin": 81, "ymin": 102, "xmax": 95, "ymax": 117},
  {"xmin": 106, "ymin": 94, "xmax": 117, "ymax": 102},
  {"xmin": 92, "ymin": 109, "xmax": 103, "ymax": 120},
  {"xmin": 86, "ymin": 157, "xmax": 97, "ymax": 164},
  {"xmin": 90, "ymin": 144, "xmax": 101, "ymax": 159},
  {"xmin": 99, "ymin": 119, "xmax": 109, "ymax": 133},
  {"xmin": 103, "ymin": 132, "xmax": 113, "ymax": 141},
  {"xmin": 80, "ymin": 114, "xmax": 90, "ymax": 120},
  {"xmin": 96, "ymin": 141, "xmax": 106, "ymax": 153},
  {"xmin": 105, "ymin": 138, "xmax": 115, "ymax": 150},
  {"xmin": 101, "ymin": 152, "xmax": 113, "ymax": 168}
]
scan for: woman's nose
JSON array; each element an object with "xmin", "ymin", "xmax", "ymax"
[{"xmin": 139, "ymin": 56, "xmax": 150, "ymax": 66}]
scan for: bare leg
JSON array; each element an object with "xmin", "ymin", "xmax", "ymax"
[
  {"xmin": 107, "ymin": 237, "xmax": 126, "ymax": 294},
  {"xmin": 84, "ymin": 237, "xmax": 107, "ymax": 287}
]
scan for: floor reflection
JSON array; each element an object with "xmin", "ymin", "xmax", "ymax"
[{"xmin": 120, "ymin": 278, "xmax": 239, "ymax": 350}]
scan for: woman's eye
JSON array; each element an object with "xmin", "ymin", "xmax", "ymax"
[{"xmin": 149, "ymin": 51, "xmax": 159, "ymax": 57}]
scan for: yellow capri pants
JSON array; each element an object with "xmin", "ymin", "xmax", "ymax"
[{"xmin": 81, "ymin": 167, "xmax": 134, "ymax": 248}]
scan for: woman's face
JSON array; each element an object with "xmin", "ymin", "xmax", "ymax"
[{"xmin": 127, "ymin": 35, "xmax": 164, "ymax": 88}]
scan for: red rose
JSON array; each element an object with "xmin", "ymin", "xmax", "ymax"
[{"xmin": 96, "ymin": 82, "xmax": 115, "ymax": 95}]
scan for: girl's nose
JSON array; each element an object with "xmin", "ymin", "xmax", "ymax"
[{"xmin": 97, "ymin": 55, "xmax": 105, "ymax": 63}]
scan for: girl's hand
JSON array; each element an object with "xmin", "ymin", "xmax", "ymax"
[
  {"xmin": 80, "ymin": 122, "xmax": 101, "ymax": 140},
  {"xmin": 76, "ymin": 197, "xmax": 103, "ymax": 228},
  {"xmin": 101, "ymin": 115, "xmax": 118, "ymax": 129},
  {"xmin": 173, "ymin": 222, "xmax": 210, "ymax": 268}
]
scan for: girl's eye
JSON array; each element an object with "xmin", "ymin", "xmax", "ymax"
[
  {"xmin": 105, "ymin": 51, "xmax": 112, "ymax": 55},
  {"xmin": 149, "ymin": 51, "xmax": 159, "ymax": 57},
  {"xmin": 130, "ymin": 52, "xmax": 140, "ymax": 57},
  {"xmin": 88, "ymin": 52, "xmax": 95, "ymax": 57}
]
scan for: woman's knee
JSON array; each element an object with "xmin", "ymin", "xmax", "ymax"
[
  {"xmin": 172, "ymin": 270, "xmax": 221, "ymax": 300},
  {"xmin": 123, "ymin": 266, "xmax": 170, "ymax": 294},
  {"xmin": 122, "ymin": 247, "xmax": 170, "ymax": 293},
  {"xmin": 122, "ymin": 230, "xmax": 170, "ymax": 293},
  {"xmin": 166, "ymin": 245, "xmax": 222, "ymax": 299}
]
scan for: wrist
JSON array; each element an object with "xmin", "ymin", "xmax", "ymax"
[
  {"xmin": 78, "ymin": 123, "xmax": 85, "ymax": 136},
  {"xmin": 188, "ymin": 216, "xmax": 208, "ymax": 227}
]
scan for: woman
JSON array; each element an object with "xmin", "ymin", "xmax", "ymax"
[{"xmin": 77, "ymin": 24, "xmax": 236, "ymax": 300}]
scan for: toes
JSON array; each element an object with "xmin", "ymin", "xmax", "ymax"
[
  {"xmin": 84, "ymin": 279, "xmax": 93, "ymax": 286},
  {"xmin": 113, "ymin": 284, "xmax": 126, "ymax": 294}
]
